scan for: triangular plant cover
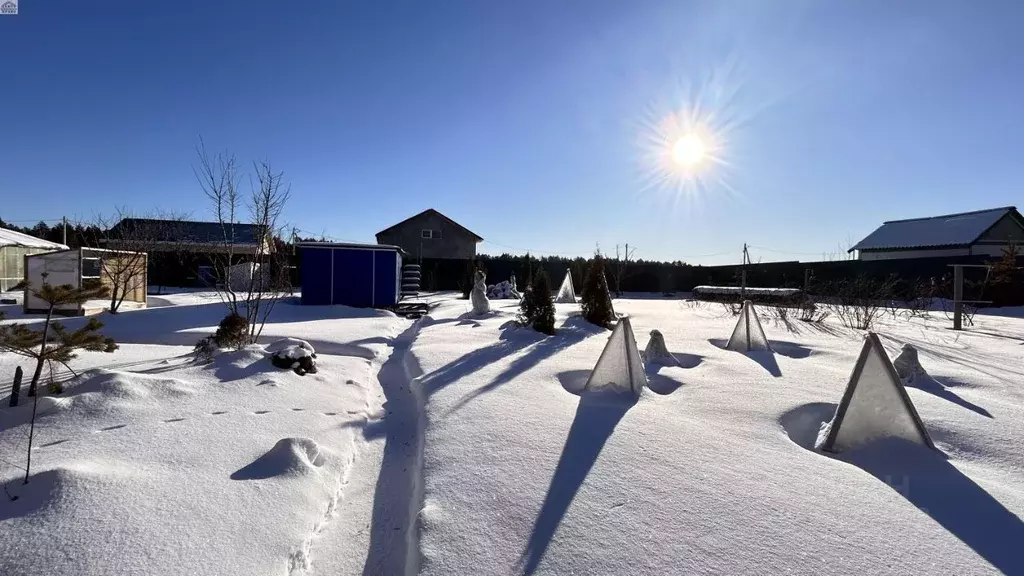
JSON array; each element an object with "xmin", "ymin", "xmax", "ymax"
[
  {"xmin": 584, "ymin": 316, "xmax": 648, "ymax": 395},
  {"xmin": 726, "ymin": 300, "xmax": 770, "ymax": 352},
  {"xmin": 555, "ymin": 269, "xmax": 577, "ymax": 303},
  {"xmin": 817, "ymin": 333, "xmax": 935, "ymax": 453}
]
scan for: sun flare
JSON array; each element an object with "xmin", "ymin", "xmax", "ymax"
[{"xmin": 671, "ymin": 133, "xmax": 706, "ymax": 168}]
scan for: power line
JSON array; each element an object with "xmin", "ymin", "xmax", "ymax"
[
  {"xmin": 480, "ymin": 240, "xmax": 594, "ymax": 257},
  {"xmin": 0, "ymin": 217, "xmax": 65, "ymax": 224},
  {"xmin": 747, "ymin": 244, "xmax": 832, "ymax": 257}
]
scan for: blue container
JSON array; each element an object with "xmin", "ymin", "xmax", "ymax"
[{"xmin": 299, "ymin": 243, "xmax": 403, "ymax": 307}]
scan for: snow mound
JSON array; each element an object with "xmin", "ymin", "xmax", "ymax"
[
  {"xmin": 487, "ymin": 280, "xmax": 521, "ymax": 300},
  {"xmin": 4, "ymin": 461, "xmax": 138, "ymax": 517},
  {"xmin": 642, "ymin": 329, "xmax": 679, "ymax": 366},
  {"xmin": 205, "ymin": 345, "xmax": 272, "ymax": 379},
  {"xmin": 61, "ymin": 370, "xmax": 197, "ymax": 412},
  {"xmin": 230, "ymin": 438, "xmax": 327, "ymax": 480},
  {"xmin": 267, "ymin": 339, "xmax": 318, "ymax": 375},
  {"xmin": 264, "ymin": 338, "xmax": 316, "ymax": 357},
  {"xmin": 893, "ymin": 343, "xmax": 927, "ymax": 382}
]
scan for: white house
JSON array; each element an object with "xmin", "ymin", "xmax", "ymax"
[{"xmin": 849, "ymin": 207, "xmax": 1024, "ymax": 261}]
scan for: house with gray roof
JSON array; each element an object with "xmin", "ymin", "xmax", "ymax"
[
  {"xmin": 375, "ymin": 209, "xmax": 482, "ymax": 260},
  {"xmin": 850, "ymin": 206, "xmax": 1024, "ymax": 261}
]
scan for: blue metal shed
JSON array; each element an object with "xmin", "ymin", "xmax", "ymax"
[{"xmin": 298, "ymin": 242, "xmax": 403, "ymax": 308}]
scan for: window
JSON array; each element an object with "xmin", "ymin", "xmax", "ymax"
[
  {"xmin": 421, "ymin": 229, "xmax": 442, "ymax": 239},
  {"xmin": 81, "ymin": 257, "xmax": 102, "ymax": 279}
]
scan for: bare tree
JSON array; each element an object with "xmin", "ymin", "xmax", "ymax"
[
  {"xmin": 92, "ymin": 210, "xmax": 191, "ymax": 311},
  {"xmin": 194, "ymin": 139, "xmax": 292, "ymax": 344}
]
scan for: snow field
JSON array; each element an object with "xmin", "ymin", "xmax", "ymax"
[
  {"xmin": 2, "ymin": 292, "xmax": 1023, "ymax": 575},
  {"xmin": 409, "ymin": 298, "xmax": 1023, "ymax": 575},
  {"xmin": 0, "ymin": 296, "xmax": 407, "ymax": 576}
]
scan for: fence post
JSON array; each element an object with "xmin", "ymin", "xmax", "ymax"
[
  {"xmin": 9, "ymin": 366, "xmax": 23, "ymax": 407},
  {"xmin": 953, "ymin": 265, "xmax": 963, "ymax": 331}
]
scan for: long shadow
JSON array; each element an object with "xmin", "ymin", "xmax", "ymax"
[
  {"xmin": 840, "ymin": 438, "xmax": 1024, "ymax": 574},
  {"xmin": 445, "ymin": 318, "xmax": 601, "ymax": 414},
  {"xmin": 517, "ymin": 392, "xmax": 637, "ymax": 575},
  {"xmin": 709, "ymin": 339, "xmax": 781, "ymax": 377},
  {"xmin": 419, "ymin": 338, "xmax": 536, "ymax": 399},
  {"xmin": 12, "ymin": 298, "xmax": 397, "ymax": 348},
  {"xmin": 770, "ymin": 341, "xmax": 813, "ymax": 359},
  {"xmin": 907, "ymin": 376, "xmax": 992, "ymax": 419},
  {"xmin": 880, "ymin": 333, "xmax": 1024, "ymax": 382},
  {"xmin": 779, "ymin": 402, "xmax": 837, "ymax": 449},
  {"xmin": 644, "ymin": 364, "xmax": 685, "ymax": 396}
]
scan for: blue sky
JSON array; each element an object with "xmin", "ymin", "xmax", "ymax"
[{"xmin": 2, "ymin": 0, "xmax": 1022, "ymax": 264}]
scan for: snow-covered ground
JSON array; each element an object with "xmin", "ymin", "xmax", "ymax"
[
  {"xmin": 408, "ymin": 298, "xmax": 1023, "ymax": 576},
  {"xmin": 2, "ymin": 292, "xmax": 1022, "ymax": 575},
  {"xmin": 1, "ymin": 292, "xmax": 408, "ymax": 576}
]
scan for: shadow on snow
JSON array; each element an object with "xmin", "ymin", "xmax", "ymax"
[
  {"xmin": 517, "ymin": 391, "xmax": 637, "ymax": 575},
  {"xmin": 779, "ymin": 403, "xmax": 1023, "ymax": 574}
]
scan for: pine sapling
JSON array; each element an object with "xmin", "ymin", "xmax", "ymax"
[
  {"xmin": 529, "ymin": 270, "xmax": 556, "ymax": 335},
  {"xmin": 581, "ymin": 254, "xmax": 615, "ymax": 327},
  {"xmin": 0, "ymin": 281, "xmax": 118, "ymax": 395},
  {"xmin": 0, "ymin": 276, "xmax": 118, "ymax": 484}
]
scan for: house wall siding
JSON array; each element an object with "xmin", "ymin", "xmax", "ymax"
[
  {"xmin": 859, "ymin": 247, "xmax": 971, "ymax": 261},
  {"xmin": 977, "ymin": 214, "xmax": 1024, "ymax": 245},
  {"xmin": 859, "ymin": 244, "xmax": 1019, "ymax": 260},
  {"xmin": 376, "ymin": 212, "xmax": 477, "ymax": 260}
]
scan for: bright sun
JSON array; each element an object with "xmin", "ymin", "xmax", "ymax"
[{"xmin": 671, "ymin": 133, "xmax": 706, "ymax": 168}]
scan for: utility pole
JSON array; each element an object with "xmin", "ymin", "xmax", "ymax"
[
  {"xmin": 953, "ymin": 264, "xmax": 963, "ymax": 331},
  {"xmin": 740, "ymin": 243, "xmax": 749, "ymax": 299},
  {"xmin": 62, "ymin": 216, "xmax": 67, "ymax": 246}
]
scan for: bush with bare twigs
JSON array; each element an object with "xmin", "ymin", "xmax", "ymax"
[{"xmin": 820, "ymin": 275, "xmax": 898, "ymax": 330}]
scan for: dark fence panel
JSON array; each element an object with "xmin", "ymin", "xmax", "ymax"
[{"xmin": 287, "ymin": 251, "xmax": 1024, "ymax": 307}]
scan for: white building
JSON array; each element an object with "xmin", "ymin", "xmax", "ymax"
[{"xmin": 849, "ymin": 206, "xmax": 1024, "ymax": 261}]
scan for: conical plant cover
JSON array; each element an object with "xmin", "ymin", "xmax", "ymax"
[
  {"xmin": 555, "ymin": 269, "xmax": 577, "ymax": 303},
  {"xmin": 726, "ymin": 300, "xmax": 770, "ymax": 352},
  {"xmin": 816, "ymin": 333, "xmax": 935, "ymax": 453},
  {"xmin": 584, "ymin": 317, "xmax": 647, "ymax": 395}
]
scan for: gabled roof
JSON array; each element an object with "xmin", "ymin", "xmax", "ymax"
[
  {"xmin": 107, "ymin": 218, "xmax": 268, "ymax": 246},
  {"xmin": 849, "ymin": 207, "xmax": 1022, "ymax": 252},
  {"xmin": 0, "ymin": 226, "xmax": 68, "ymax": 250},
  {"xmin": 376, "ymin": 209, "xmax": 483, "ymax": 242}
]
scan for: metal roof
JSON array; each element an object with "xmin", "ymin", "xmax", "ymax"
[
  {"xmin": 0, "ymin": 226, "xmax": 68, "ymax": 250},
  {"xmin": 107, "ymin": 218, "xmax": 267, "ymax": 246},
  {"xmin": 298, "ymin": 241, "xmax": 404, "ymax": 252},
  {"xmin": 849, "ymin": 207, "xmax": 1020, "ymax": 252}
]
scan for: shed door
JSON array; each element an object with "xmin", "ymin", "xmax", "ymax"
[
  {"xmin": 300, "ymin": 248, "xmax": 332, "ymax": 305},
  {"xmin": 373, "ymin": 250, "xmax": 398, "ymax": 307},
  {"xmin": 333, "ymin": 249, "xmax": 374, "ymax": 307}
]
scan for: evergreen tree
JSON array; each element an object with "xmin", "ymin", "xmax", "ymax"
[
  {"xmin": 520, "ymin": 252, "xmax": 535, "ymax": 287},
  {"xmin": 518, "ymin": 270, "xmax": 555, "ymax": 335},
  {"xmin": 581, "ymin": 254, "xmax": 614, "ymax": 327},
  {"xmin": 0, "ymin": 275, "xmax": 118, "ymax": 396},
  {"xmin": 989, "ymin": 244, "xmax": 1021, "ymax": 306}
]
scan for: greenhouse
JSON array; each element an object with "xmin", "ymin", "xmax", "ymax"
[{"xmin": 0, "ymin": 226, "xmax": 68, "ymax": 292}]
